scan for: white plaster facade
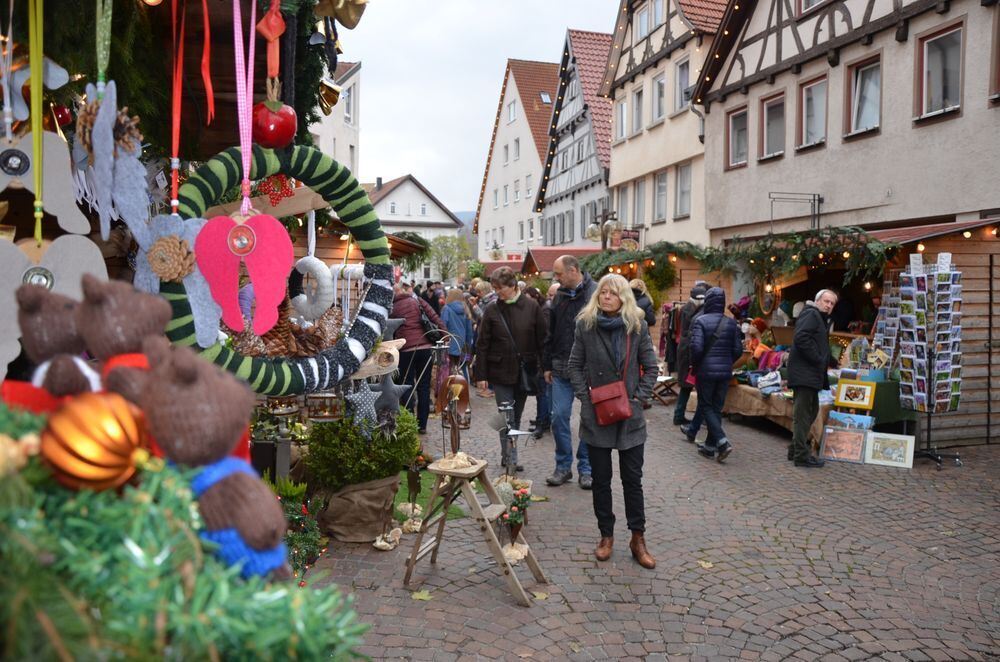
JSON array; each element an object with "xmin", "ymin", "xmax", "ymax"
[
  {"xmin": 695, "ymin": 0, "xmax": 1000, "ymax": 240},
  {"xmin": 602, "ymin": 0, "xmax": 723, "ymax": 249},
  {"xmin": 310, "ymin": 62, "xmax": 360, "ymax": 176},
  {"xmin": 474, "ymin": 60, "xmax": 559, "ymax": 264}
]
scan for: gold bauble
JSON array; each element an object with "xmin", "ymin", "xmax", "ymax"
[{"xmin": 41, "ymin": 392, "xmax": 149, "ymax": 491}]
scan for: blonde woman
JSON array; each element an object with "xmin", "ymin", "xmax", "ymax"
[
  {"xmin": 628, "ymin": 278, "xmax": 657, "ymax": 327},
  {"xmin": 568, "ymin": 274, "xmax": 659, "ymax": 568}
]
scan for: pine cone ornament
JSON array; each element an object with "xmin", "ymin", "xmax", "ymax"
[
  {"xmin": 148, "ymin": 235, "xmax": 196, "ymax": 282},
  {"xmin": 113, "ymin": 107, "xmax": 144, "ymax": 155}
]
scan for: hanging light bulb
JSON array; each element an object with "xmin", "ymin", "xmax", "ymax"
[
  {"xmin": 764, "ymin": 282, "xmax": 773, "ymax": 293},
  {"xmin": 650, "ymin": 260, "xmax": 655, "ymax": 266},
  {"xmin": 991, "ymin": 227, "xmax": 998, "ymax": 236},
  {"xmin": 842, "ymin": 251, "xmax": 850, "ymax": 259},
  {"xmin": 142, "ymin": 0, "xmax": 164, "ymax": 5},
  {"xmin": 864, "ymin": 282, "xmax": 872, "ymax": 291},
  {"xmin": 818, "ymin": 252, "xmax": 824, "ymax": 259},
  {"xmin": 917, "ymin": 243, "xmax": 926, "ymax": 252},
  {"xmin": 962, "ymin": 231, "xmax": 972, "ymax": 238},
  {"xmin": 670, "ymin": 255, "xmax": 677, "ymax": 263}
]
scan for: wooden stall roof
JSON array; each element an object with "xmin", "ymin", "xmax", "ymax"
[
  {"xmin": 521, "ymin": 247, "xmax": 600, "ymax": 275},
  {"xmin": 865, "ymin": 218, "xmax": 999, "ymax": 245},
  {"xmin": 481, "ymin": 260, "xmax": 524, "ymax": 276}
]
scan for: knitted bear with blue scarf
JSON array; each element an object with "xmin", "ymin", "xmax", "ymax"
[{"xmin": 140, "ymin": 336, "xmax": 290, "ymax": 579}]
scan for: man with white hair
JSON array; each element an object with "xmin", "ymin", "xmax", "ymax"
[{"xmin": 787, "ymin": 289, "xmax": 838, "ymax": 468}]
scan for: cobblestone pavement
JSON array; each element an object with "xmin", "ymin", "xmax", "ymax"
[{"xmin": 313, "ymin": 392, "xmax": 1000, "ymax": 661}]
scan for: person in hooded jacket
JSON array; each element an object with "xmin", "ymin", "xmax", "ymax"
[
  {"xmin": 688, "ymin": 287, "xmax": 743, "ymax": 462},
  {"xmin": 629, "ymin": 279, "xmax": 657, "ymax": 328},
  {"xmin": 673, "ymin": 284, "xmax": 707, "ymax": 426},
  {"xmin": 390, "ymin": 281, "xmax": 445, "ymax": 434},
  {"xmin": 441, "ymin": 288, "xmax": 475, "ymax": 382},
  {"xmin": 787, "ymin": 289, "xmax": 838, "ymax": 468}
]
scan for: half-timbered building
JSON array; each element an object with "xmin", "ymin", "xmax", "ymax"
[
  {"xmin": 600, "ymin": 0, "xmax": 727, "ymax": 248},
  {"xmin": 534, "ymin": 30, "xmax": 614, "ymax": 248},
  {"xmin": 692, "ymin": 0, "xmax": 1000, "ymax": 241}
]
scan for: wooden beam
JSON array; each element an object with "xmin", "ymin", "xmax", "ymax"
[{"xmin": 203, "ymin": 185, "xmax": 331, "ymax": 220}]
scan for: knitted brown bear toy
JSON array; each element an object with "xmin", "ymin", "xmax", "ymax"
[
  {"xmin": 15, "ymin": 285, "xmax": 98, "ymax": 397},
  {"xmin": 140, "ymin": 336, "xmax": 290, "ymax": 579},
  {"xmin": 76, "ymin": 273, "xmax": 173, "ymax": 404}
]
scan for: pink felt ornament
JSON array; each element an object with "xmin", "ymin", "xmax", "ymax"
[{"xmin": 195, "ymin": 215, "xmax": 293, "ymax": 335}]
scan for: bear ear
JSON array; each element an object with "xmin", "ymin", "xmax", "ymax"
[
  {"xmin": 142, "ymin": 336, "xmax": 172, "ymax": 369},
  {"xmin": 170, "ymin": 346, "xmax": 201, "ymax": 385},
  {"xmin": 80, "ymin": 274, "xmax": 106, "ymax": 304},
  {"xmin": 15, "ymin": 285, "xmax": 47, "ymax": 314}
]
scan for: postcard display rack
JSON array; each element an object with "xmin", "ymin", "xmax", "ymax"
[{"xmin": 875, "ymin": 252, "xmax": 962, "ymax": 469}]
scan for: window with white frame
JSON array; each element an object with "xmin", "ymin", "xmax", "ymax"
[
  {"xmin": 636, "ymin": 6, "xmax": 649, "ymax": 40},
  {"xmin": 519, "ymin": 221, "xmax": 524, "ymax": 242},
  {"xmin": 343, "ymin": 85, "xmax": 354, "ymax": 123},
  {"xmin": 503, "ymin": 144, "xmax": 509, "ymax": 165},
  {"xmin": 576, "ymin": 140, "xmax": 585, "ymax": 162},
  {"xmin": 617, "ymin": 184, "xmax": 629, "ymax": 226},
  {"xmin": 653, "ymin": 171, "xmax": 667, "ymax": 221},
  {"xmin": 500, "ymin": 227, "xmax": 505, "ymax": 246},
  {"xmin": 800, "ymin": 78, "xmax": 827, "ymax": 146},
  {"xmin": 632, "ymin": 88, "xmax": 644, "ymax": 133},
  {"xmin": 580, "ymin": 203, "xmax": 589, "ymax": 238},
  {"xmin": 565, "ymin": 210, "xmax": 575, "ymax": 242},
  {"xmin": 503, "ymin": 185, "xmax": 509, "ymax": 206},
  {"xmin": 849, "ymin": 60, "xmax": 881, "ymax": 133},
  {"xmin": 654, "ymin": 0, "xmax": 665, "ymax": 25},
  {"xmin": 801, "ymin": 0, "xmax": 824, "ymax": 12},
  {"xmin": 513, "ymin": 138, "xmax": 520, "ymax": 160},
  {"xmin": 633, "ymin": 179, "xmax": 646, "ymax": 226},
  {"xmin": 420, "ymin": 203, "xmax": 427, "ymax": 215},
  {"xmin": 761, "ymin": 95, "xmax": 785, "ymax": 157},
  {"xmin": 675, "ymin": 60, "xmax": 690, "ymax": 112},
  {"xmin": 675, "ymin": 162, "xmax": 692, "ymax": 217},
  {"xmin": 727, "ymin": 108, "xmax": 748, "ymax": 167},
  {"xmin": 493, "ymin": 189, "xmax": 499, "ymax": 209},
  {"xmin": 528, "ymin": 218, "xmax": 534, "ymax": 240},
  {"xmin": 389, "ymin": 202, "xmax": 396, "ymax": 214},
  {"xmin": 921, "ymin": 27, "xmax": 963, "ymax": 115},
  {"xmin": 507, "ymin": 100, "xmax": 516, "ymax": 123},
  {"xmin": 653, "ymin": 73, "xmax": 666, "ymax": 120},
  {"xmin": 514, "ymin": 179, "xmax": 520, "ymax": 203},
  {"xmin": 561, "ymin": 150, "xmax": 569, "ymax": 171},
  {"xmin": 423, "ymin": 265, "xmax": 431, "ymax": 279},
  {"xmin": 540, "ymin": 92, "xmax": 551, "ymax": 104},
  {"xmin": 616, "ymin": 100, "xmax": 627, "ymax": 139},
  {"xmin": 525, "ymin": 174, "xmax": 533, "ymax": 197}
]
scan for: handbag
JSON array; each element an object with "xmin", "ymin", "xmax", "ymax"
[
  {"xmin": 417, "ymin": 299, "xmax": 445, "ymax": 343},
  {"xmin": 496, "ymin": 305, "xmax": 538, "ymax": 395},
  {"xmin": 687, "ymin": 316, "xmax": 728, "ymax": 387},
  {"xmin": 589, "ymin": 331, "xmax": 633, "ymax": 426}
]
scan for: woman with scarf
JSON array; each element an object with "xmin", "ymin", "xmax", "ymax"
[
  {"xmin": 568, "ymin": 274, "xmax": 659, "ymax": 569},
  {"xmin": 440, "ymin": 288, "xmax": 474, "ymax": 381}
]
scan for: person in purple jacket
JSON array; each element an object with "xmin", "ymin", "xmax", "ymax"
[{"xmin": 390, "ymin": 281, "xmax": 445, "ymax": 434}]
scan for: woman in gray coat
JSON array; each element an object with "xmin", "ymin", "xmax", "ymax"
[{"xmin": 568, "ymin": 274, "xmax": 659, "ymax": 569}]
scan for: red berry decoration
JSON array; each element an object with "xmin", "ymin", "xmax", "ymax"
[
  {"xmin": 299, "ymin": 580, "xmax": 307, "ymax": 587},
  {"xmin": 252, "ymin": 99, "xmax": 297, "ymax": 149},
  {"xmin": 52, "ymin": 104, "xmax": 73, "ymax": 127}
]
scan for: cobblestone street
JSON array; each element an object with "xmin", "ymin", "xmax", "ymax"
[{"xmin": 314, "ymin": 393, "xmax": 1000, "ymax": 661}]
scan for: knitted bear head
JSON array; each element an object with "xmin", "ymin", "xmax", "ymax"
[
  {"xmin": 76, "ymin": 274, "xmax": 173, "ymax": 361},
  {"xmin": 15, "ymin": 285, "xmax": 86, "ymax": 364},
  {"xmin": 140, "ymin": 337, "xmax": 255, "ymax": 467}
]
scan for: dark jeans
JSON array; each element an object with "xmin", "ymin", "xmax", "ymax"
[
  {"xmin": 792, "ymin": 386, "xmax": 819, "ymax": 461},
  {"xmin": 535, "ymin": 374, "xmax": 551, "ymax": 427},
  {"xmin": 493, "ymin": 382, "xmax": 528, "ymax": 465},
  {"xmin": 693, "ymin": 378, "xmax": 730, "ymax": 448},
  {"xmin": 587, "ymin": 443, "xmax": 645, "ymax": 536},
  {"xmin": 398, "ymin": 348, "xmax": 433, "ymax": 430},
  {"xmin": 673, "ymin": 385, "xmax": 693, "ymax": 424}
]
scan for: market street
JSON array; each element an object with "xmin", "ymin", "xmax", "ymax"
[{"xmin": 314, "ymin": 393, "xmax": 1000, "ymax": 660}]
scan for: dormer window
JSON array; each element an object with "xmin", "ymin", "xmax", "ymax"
[{"xmin": 540, "ymin": 92, "xmax": 551, "ymax": 104}]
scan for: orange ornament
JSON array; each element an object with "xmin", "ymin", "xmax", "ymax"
[{"xmin": 40, "ymin": 392, "xmax": 150, "ymax": 491}]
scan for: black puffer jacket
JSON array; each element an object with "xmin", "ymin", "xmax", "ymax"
[
  {"xmin": 632, "ymin": 289, "xmax": 657, "ymax": 327},
  {"xmin": 787, "ymin": 302, "xmax": 832, "ymax": 390},
  {"xmin": 690, "ymin": 288, "xmax": 743, "ymax": 381}
]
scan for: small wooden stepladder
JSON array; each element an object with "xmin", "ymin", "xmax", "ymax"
[{"xmin": 403, "ymin": 388, "xmax": 546, "ymax": 606}]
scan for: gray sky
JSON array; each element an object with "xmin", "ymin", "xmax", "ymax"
[{"xmin": 344, "ymin": 0, "xmax": 620, "ymax": 215}]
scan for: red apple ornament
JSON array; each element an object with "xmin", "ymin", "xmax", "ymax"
[{"xmin": 252, "ymin": 99, "xmax": 297, "ymax": 149}]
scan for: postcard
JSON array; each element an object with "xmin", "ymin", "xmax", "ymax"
[
  {"xmin": 900, "ymin": 395, "xmax": 915, "ymax": 410},
  {"xmin": 865, "ymin": 432, "xmax": 915, "ymax": 468},
  {"xmin": 949, "ymin": 394, "xmax": 961, "ymax": 411},
  {"xmin": 915, "ymin": 275, "xmax": 927, "ymax": 292},
  {"xmin": 899, "ymin": 369, "xmax": 914, "ymax": 383},
  {"xmin": 899, "ymin": 274, "xmax": 914, "ymax": 288}
]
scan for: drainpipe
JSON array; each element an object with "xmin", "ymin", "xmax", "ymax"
[{"xmin": 689, "ymin": 105, "xmax": 706, "ymax": 144}]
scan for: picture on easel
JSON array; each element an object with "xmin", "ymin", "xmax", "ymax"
[{"xmin": 833, "ymin": 379, "xmax": 877, "ymax": 410}]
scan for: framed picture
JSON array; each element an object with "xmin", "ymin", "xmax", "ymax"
[
  {"xmin": 834, "ymin": 380, "xmax": 877, "ymax": 410},
  {"xmin": 820, "ymin": 427, "xmax": 866, "ymax": 463},
  {"xmin": 827, "ymin": 411, "xmax": 875, "ymax": 429},
  {"xmin": 864, "ymin": 432, "xmax": 915, "ymax": 468}
]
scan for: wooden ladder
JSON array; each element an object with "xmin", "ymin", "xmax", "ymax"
[{"xmin": 403, "ymin": 459, "xmax": 547, "ymax": 607}]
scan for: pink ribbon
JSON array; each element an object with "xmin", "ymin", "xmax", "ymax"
[{"xmin": 232, "ymin": 0, "xmax": 257, "ymax": 217}]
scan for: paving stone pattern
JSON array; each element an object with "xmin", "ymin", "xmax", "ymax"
[{"xmin": 313, "ymin": 394, "xmax": 1000, "ymax": 661}]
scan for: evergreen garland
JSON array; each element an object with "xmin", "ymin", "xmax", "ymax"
[{"xmin": 392, "ymin": 231, "xmax": 433, "ymax": 275}]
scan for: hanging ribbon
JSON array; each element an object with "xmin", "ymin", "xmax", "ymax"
[
  {"xmin": 307, "ymin": 210, "xmax": 316, "ymax": 257},
  {"xmin": 0, "ymin": 1, "xmax": 14, "ymax": 143},
  {"xmin": 170, "ymin": 0, "xmax": 187, "ymax": 215},
  {"xmin": 95, "ymin": 0, "xmax": 113, "ymax": 98},
  {"xmin": 28, "ymin": 0, "xmax": 43, "ymax": 244},
  {"xmin": 232, "ymin": 0, "xmax": 257, "ymax": 218},
  {"xmin": 201, "ymin": 0, "xmax": 214, "ymax": 124}
]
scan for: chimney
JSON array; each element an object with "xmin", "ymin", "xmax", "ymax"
[{"xmin": 376, "ymin": 177, "xmax": 383, "ymax": 190}]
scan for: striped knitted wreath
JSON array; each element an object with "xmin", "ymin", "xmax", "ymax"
[{"xmin": 162, "ymin": 144, "xmax": 394, "ymax": 396}]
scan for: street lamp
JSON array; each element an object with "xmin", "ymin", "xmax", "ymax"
[{"xmin": 586, "ymin": 210, "xmax": 620, "ymax": 251}]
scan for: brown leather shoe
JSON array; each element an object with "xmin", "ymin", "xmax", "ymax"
[
  {"xmin": 629, "ymin": 531, "xmax": 656, "ymax": 569},
  {"xmin": 595, "ymin": 536, "xmax": 614, "ymax": 561}
]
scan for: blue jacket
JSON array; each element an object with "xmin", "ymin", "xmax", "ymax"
[
  {"xmin": 441, "ymin": 300, "xmax": 474, "ymax": 357},
  {"xmin": 690, "ymin": 287, "xmax": 743, "ymax": 381}
]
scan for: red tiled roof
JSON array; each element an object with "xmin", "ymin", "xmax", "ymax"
[
  {"xmin": 333, "ymin": 61, "xmax": 360, "ymax": 83},
  {"xmin": 508, "ymin": 59, "xmax": 560, "ymax": 163},
  {"xmin": 481, "ymin": 260, "xmax": 525, "ymax": 276},
  {"xmin": 362, "ymin": 174, "xmax": 463, "ymax": 227},
  {"xmin": 865, "ymin": 218, "xmax": 1000, "ymax": 245},
  {"xmin": 568, "ymin": 30, "xmax": 613, "ymax": 171},
  {"xmin": 678, "ymin": 0, "xmax": 728, "ymax": 33},
  {"xmin": 523, "ymin": 246, "xmax": 601, "ymax": 274}
]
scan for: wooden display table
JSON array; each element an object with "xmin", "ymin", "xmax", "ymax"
[{"xmin": 688, "ymin": 384, "xmax": 829, "ymax": 446}]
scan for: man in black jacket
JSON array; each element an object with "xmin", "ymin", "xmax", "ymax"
[
  {"xmin": 788, "ymin": 289, "xmax": 838, "ymax": 468},
  {"xmin": 543, "ymin": 255, "xmax": 597, "ymax": 488},
  {"xmin": 673, "ymin": 284, "xmax": 707, "ymax": 426}
]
